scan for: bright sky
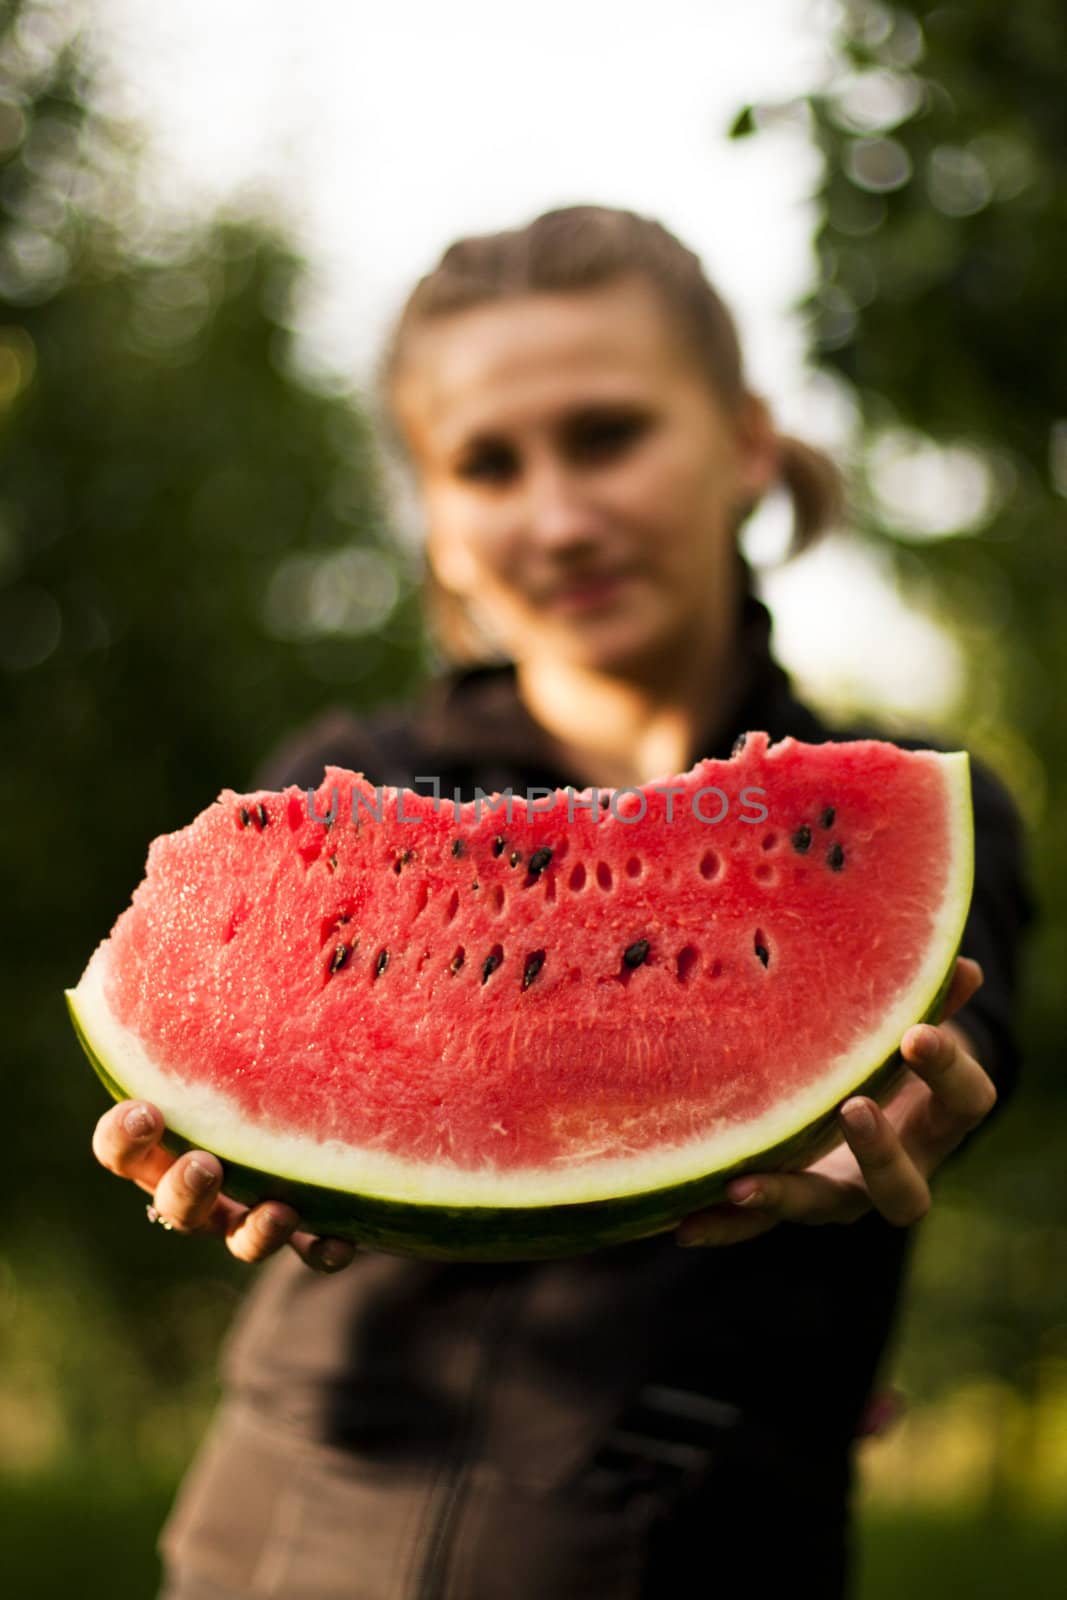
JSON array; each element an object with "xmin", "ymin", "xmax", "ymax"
[{"xmin": 85, "ymin": 0, "xmax": 964, "ymax": 726}]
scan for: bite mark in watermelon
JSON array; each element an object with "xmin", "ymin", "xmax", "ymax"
[{"xmin": 66, "ymin": 732, "xmax": 974, "ymax": 1260}]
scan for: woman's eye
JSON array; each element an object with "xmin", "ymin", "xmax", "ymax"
[
  {"xmin": 570, "ymin": 414, "xmax": 646, "ymax": 460},
  {"xmin": 456, "ymin": 445, "xmax": 516, "ymax": 484}
]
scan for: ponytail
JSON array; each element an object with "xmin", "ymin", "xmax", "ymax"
[{"xmin": 776, "ymin": 432, "xmax": 845, "ymax": 557}]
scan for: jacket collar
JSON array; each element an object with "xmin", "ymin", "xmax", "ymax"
[{"xmin": 412, "ymin": 582, "xmax": 826, "ymax": 775}]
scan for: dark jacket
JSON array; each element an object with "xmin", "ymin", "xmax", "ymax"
[{"xmin": 158, "ymin": 590, "xmax": 1035, "ymax": 1600}]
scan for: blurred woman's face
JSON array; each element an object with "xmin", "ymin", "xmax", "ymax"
[{"xmin": 392, "ymin": 274, "xmax": 778, "ymax": 677}]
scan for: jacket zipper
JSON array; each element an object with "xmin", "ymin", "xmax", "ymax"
[{"xmin": 415, "ymin": 1276, "xmax": 521, "ymax": 1600}]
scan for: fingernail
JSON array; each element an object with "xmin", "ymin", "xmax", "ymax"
[
  {"xmin": 676, "ymin": 1230, "xmax": 713, "ymax": 1248},
  {"xmin": 912, "ymin": 1026, "xmax": 938, "ymax": 1061},
  {"xmin": 727, "ymin": 1182, "xmax": 763, "ymax": 1206},
  {"xmin": 312, "ymin": 1241, "xmax": 355, "ymax": 1272},
  {"xmin": 255, "ymin": 1209, "xmax": 287, "ymax": 1239},
  {"xmin": 842, "ymin": 1100, "xmax": 876, "ymax": 1140},
  {"xmin": 123, "ymin": 1105, "xmax": 154, "ymax": 1139},
  {"xmin": 185, "ymin": 1158, "xmax": 217, "ymax": 1194}
]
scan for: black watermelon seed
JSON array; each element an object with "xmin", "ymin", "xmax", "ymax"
[
  {"xmin": 255, "ymin": 802, "xmax": 269, "ymax": 828},
  {"xmin": 623, "ymin": 939, "xmax": 650, "ymax": 969},
  {"xmin": 393, "ymin": 849, "xmax": 414, "ymax": 874},
  {"xmin": 791, "ymin": 825, "xmax": 812, "ymax": 854},
  {"xmin": 828, "ymin": 842, "xmax": 845, "ymax": 871},
  {"xmin": 732, "ymin": 733, "xmax": 747, "ymax": 755},
  {"xmin": 481, "ymin": 950, "xmax": 503, "ymax": 984},
  {"xmin": 820, "ymin": 807, "xmax": 835, "ymax": 829},
  {"xmin": 451, "ymin": 838, "xmax": 465, "ymax": 858},
  {"xmin": 239, "ymin": 806, "xmax": 251, "ymax": 828},
  {"xmin": 528, "ymin": 847, "xmax": 553, "ymax": 878},
  {"xmin": 599, "ymin": 792, "xmax": 611, "ymax": 809},
  {"xmin": 510, "ymin": 850, "xmax": 522, "ymax": 868},
  {"xmin": 449, "ymin": 949, "xmax": 465, "ymax": 974},
  {"xmin": 755, "ymin": 942, "xmax": 769, "ymax": 968},
  {"xmin": 327, "ymin": 854, "xmax": 338, "ymax": 872},
  {"xmin": 522, "ymin": 950, "xmax": 546, "ymax": 990},
  {"xmin": 492, "ymin": 836, "xmax": 506, "ymax": 857},
  {"xmin": 329, "ymin": 943, "xmax": 351, "ymax": 975},
  {"xmin": 375, "ymin": 949, "xmax": 390, "ymax": 976}
]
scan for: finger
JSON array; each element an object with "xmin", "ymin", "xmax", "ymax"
[
  {"xmin": 707, "ymin": 1164, "xmax": 873, "ymax": 1231},
  {"xmin": 675, "ymin": 1176, "xmax": 788, "ymax": 1245},
  {"xmin": 150, "ymin": 1150, "xmax": 225, "ymax": 1234},
  {"xmin": 900, "ymin": 1022, "xmax": 998, "ymax": 1150},
  {"xmin": 675, "ymin": 1203, "xmax": 780, "ymax": 1248},
  {"xmin": 677, "ymin": 1138, "xmax": 876, "ymax": 1242},
  {"xmin": 224, "ymin": 1202, "xmax": 301, "ymax": 1264},
  {"xmin": 838, "ymin": 1098, "xmax": 931, "ymax": 1226},
  {"xmin": 937, "ymin": 957, "xmax": 984, "ymax": 1022},
  {"xmin": 92, "ymin": 1099, "xmax": 177, "ymax": 1189},
  {"xmin": 287, "ymin": 1229, "xmax": 360, "ymax": 1273}
]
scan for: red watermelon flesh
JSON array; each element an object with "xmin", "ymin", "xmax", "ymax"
[{"xmin": 66, "ymin": 731, "xmax": 973, "ymax": 1259}]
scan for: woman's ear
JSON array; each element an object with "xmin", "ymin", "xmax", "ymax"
[{"xmin": 732, "ymin": 392, "xmax": 781, "ymax": 504}]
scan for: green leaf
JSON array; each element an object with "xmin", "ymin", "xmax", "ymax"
[{"xmin": 727, "ymin": 104, "xmax": 757, "ymax": 139}]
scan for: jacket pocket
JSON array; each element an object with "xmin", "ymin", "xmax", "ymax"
[
  {"xmin": 436, "ymin": 1455, "xmax": 674, "ymax": 1600},
  {"xmin": 432, "ymin": 1385, "xmax": 731, "ymax": 1600}
]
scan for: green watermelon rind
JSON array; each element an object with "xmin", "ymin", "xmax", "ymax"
[{"xmin": 67, "ymin": 948, "xmax": 959, "ymax": 1263}]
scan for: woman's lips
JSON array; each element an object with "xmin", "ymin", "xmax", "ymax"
[{"xmin": 546, "ymin": 572, "xmax": 631, "ymax": 612}]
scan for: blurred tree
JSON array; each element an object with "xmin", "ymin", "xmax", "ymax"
[
  {"xmin": 730, "ymin": 0, "xmax": 1064, "ymax": 1101},
  {"xmin": 0, "ymin": 0, "xmax": 426, "ymax": 1346},
  {"xmin": 729, "ymin": 0, "xmax": 1067, "ymax": 1509}
]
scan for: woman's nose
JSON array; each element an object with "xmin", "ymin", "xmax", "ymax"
[{"xmin": 522, "ymin": 459, "xmax": 602, "ymax": 550}]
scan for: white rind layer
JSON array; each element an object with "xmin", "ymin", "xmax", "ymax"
[{"xmin": 68, "ymin": 752, "xmax": 974, "ymax": 1209}]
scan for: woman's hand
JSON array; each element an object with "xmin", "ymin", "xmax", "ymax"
[
  {"xmin": 91, "ymin": 1102, "xmax": 358, "ymax": 1273},
  {"xmin": 675, "ymin": 957, "xmax": 995, "ymax": 1248}
]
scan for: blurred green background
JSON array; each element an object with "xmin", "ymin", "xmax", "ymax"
[{"xmin": 2, "ymin": 0, "xmax": 1064, "ymax": 1594}]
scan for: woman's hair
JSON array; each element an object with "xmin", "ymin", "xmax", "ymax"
[{"xmin": 375, "ymin": 204, "xmax": 844, "ymax": 666}]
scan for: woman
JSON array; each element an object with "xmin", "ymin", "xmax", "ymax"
[{"xmin": 93, "ymin": 206, "xmax": 1033, "ymax": 1598}]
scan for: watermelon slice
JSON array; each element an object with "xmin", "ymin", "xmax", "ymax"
[{"xmin": 67, "ymin": 732, "xmax": 974, "ymax": 1261}]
